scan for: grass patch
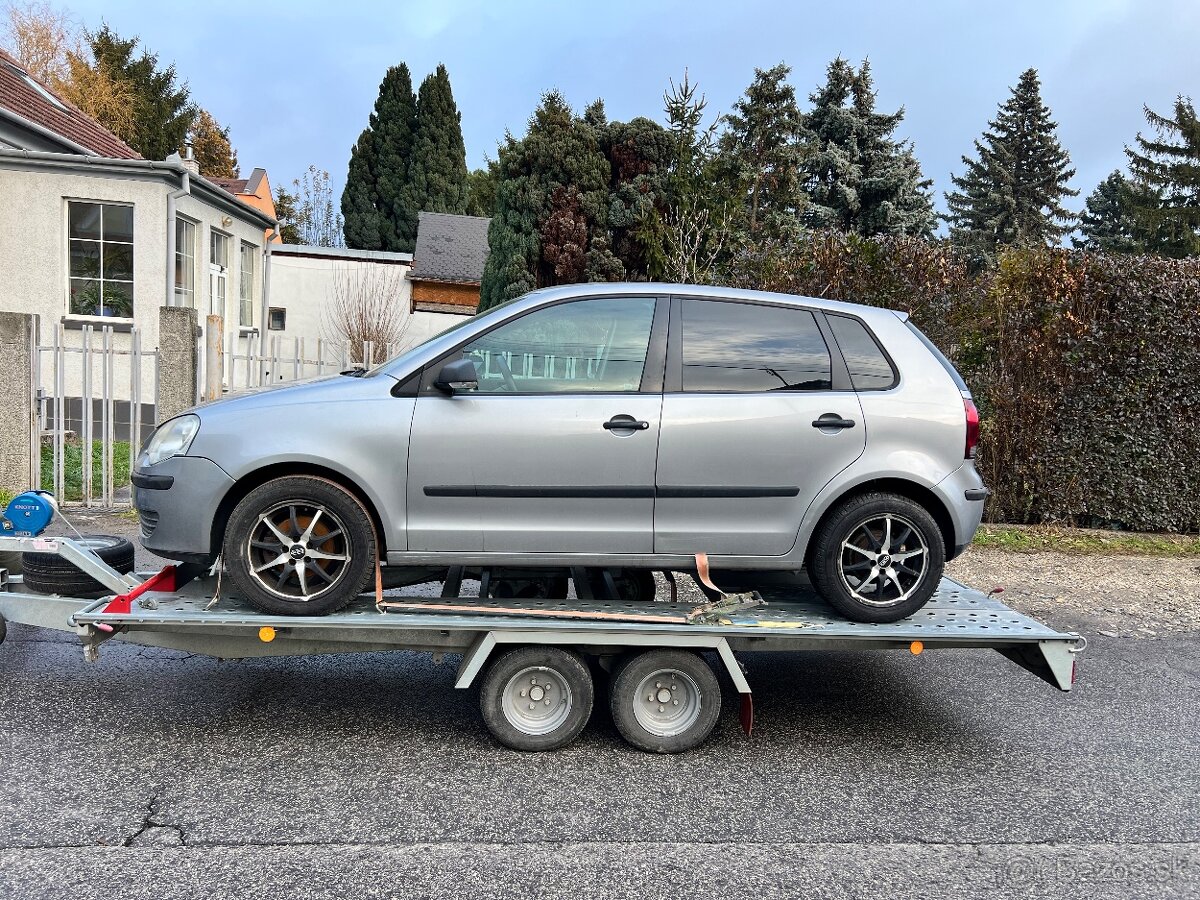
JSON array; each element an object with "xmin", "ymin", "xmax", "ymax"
[
  {"xmin": 974, "ymin": 523, "xmax": 1200, "ymax": 556},
  {"xmin": 39, "ymin": 439, "xmax": 132, "ymax": 502}
]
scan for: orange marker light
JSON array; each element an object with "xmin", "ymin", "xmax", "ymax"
[
  {"xmin": 910, "ymin": 640, "xmax": 924, "ymax": 656},
  {"xmin": 258, "ymin": 626, "xmax": 276, "ymax": 643}
]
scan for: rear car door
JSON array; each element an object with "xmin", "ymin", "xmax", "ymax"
[
  {"xmin": 654, "ymin": 297, "xmax": 867, "ymax": 556},
  {"xmin": 407, "ymin": 295, "xmax": 666, "ymax": 553}
]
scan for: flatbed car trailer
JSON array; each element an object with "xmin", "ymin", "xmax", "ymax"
[{"xmin": 0, "ymin": 535, "xmax": 1086, "ymax": 753}]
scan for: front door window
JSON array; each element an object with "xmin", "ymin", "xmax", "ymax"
[{"xmin": 460, "ymin": 297, "xmax": 656, "ymax": 393}]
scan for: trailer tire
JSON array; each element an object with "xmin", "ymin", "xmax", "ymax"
[
  {"xmin": 609, "ymin": 649, "xmax": 721, "ymax": 753},
  {"xmin": 480, "ymin": 646, "xmax": 594, "ymax": 751},
  {"xmin": 21, "ymin": 534, "xmax": 135, "ymax": 598},
  {"xmin": 223, "ymin": 476, "xmax": 376, "ymax": 616}
]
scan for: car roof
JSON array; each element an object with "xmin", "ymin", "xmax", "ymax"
[{"xmin": 519, "ymin": 282, "xmax": 908, "ymax": 323}]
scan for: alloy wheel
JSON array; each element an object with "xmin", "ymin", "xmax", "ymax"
[
  {"xmin": 836, "ymin": 513, "xmax": 929, "ymax": 608},
  {"xmin": 245, "ymin": 501, "xmax": 351, "ymax": 602}
]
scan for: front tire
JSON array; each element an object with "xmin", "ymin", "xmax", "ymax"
[
  {"xmin": 808, "ymin": 491, "xmax": 945, "ymax": 623},
  {"xmin": 222, "ymin": 476, "xmax": 376, "ymax": 616}
]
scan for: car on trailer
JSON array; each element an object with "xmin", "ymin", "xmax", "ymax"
[{"xmin": 130, "ymin": 283, "xmax": 988, "ymax": 624}]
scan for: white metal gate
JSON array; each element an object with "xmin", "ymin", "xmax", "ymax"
[{"xmin": 34, "ymin": 323, "xmax": 159, "ymax": 507}]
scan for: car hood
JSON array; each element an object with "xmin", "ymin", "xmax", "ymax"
[{"xmin": 192, "ymin": 372, "xmax": 393, "ymax": 416}]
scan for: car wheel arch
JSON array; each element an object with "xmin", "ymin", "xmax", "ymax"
[
  {"xmin": 208, "ymin": 463, "xmax": 389, "ymax": 562},
  {"xmin": 801, "ymin": 477, "xmax": 956, "ymax": 565}
]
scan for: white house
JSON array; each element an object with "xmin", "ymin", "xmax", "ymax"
[{"xmin": 0, "ymin": 49, "xmax": 276, "ymax": 411}]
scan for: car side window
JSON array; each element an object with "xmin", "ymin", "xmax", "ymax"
[
  {"xmin": 680, "ymin": 299, "xmax": 832, "ymax": 392},
  {"xmin": 827, "ymin": 315, "xmax": 897, "ymax": 390},
  {"xmin": 461, "ymin": 297, "xmax": 656, "ymax": 393}
]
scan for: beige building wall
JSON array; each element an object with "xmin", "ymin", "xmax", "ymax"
[
  {"xmin": 0, "ymin": 165, "xmax": 267, "ymax": 400},
  {"xmin": 266, "ymin": 250, "xmax": 470, "ymax": 371}
]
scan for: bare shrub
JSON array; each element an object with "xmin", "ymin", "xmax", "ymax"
[{"xmin": 322, "ymin": 265, "xmax": 409, "ymax": 366}]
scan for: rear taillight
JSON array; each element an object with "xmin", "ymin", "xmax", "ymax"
[{"xmin": 963, "ymin": 395, "xmax": 980, "ymax": 459}]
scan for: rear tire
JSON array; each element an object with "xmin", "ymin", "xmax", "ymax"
[
  {"xmin": 609, "ymin": 650, "xmax": 721, "ymax": 753},
  {"xmin": 222, "ymin": 476, "xmax": 376, "ymax": 616},
  {"xmin": 479, "ymin": 646, "xmax": 594, "ymax": 751},
  {"xmin": 808, "ymin": 491, "xmax": 945, "ymax": 623},
  {"xmin": 21, "ymin": 534, "xmax": 135, "ymax": 598}
]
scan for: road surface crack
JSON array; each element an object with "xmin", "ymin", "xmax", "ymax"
[{"xmin": 123, "ymin": 794, "xmax": 185, "ymax": 848}]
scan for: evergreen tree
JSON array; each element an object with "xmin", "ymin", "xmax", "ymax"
[
  {"xmin": 801, "ymin": 58, "xmax": 934, "ymax": 237},
  {"xmin": 341, "ymin": 129, "xmax": 382, "ymax": 249},
  {"xmin": 597, "ymin": 113, "xmax": 672, "ymax": 278},
  {"xmin": 465, "ymin": 162, "xmax": 499, "ymax": 216},
  {"xmin": 402, "ymin": 64, "xmax": 469, "ymax": 219},
  {"xmin": 1125, "ymin": 96, "xmax": 1200, "ymax": 257},
  {"xmin": 1072, "ymin": 170, "xmax": 1139, "ymax": 253},
  {"xmin": 718, "ymin": 63, "xmax": 806, "ymax": 242},
  {"xmin": 341, "ymin": 64, "xmax": 417, "ymax": 251},
  {"xmin": 86, "ymin": 25, "xmax": 194, "ymax": 161},
  {"xmin": 479, "ymin": 92, "xmax": 612, "ymax": 309},
  {"xmin": 945, "ymin": 68, "xmax": 1077, "ymax": 258},
  {"xmin": 189, "ymin": 108, "xmax": 238, "ymax": 179},
  {"xmin": 274, "ymin": 186, "xmax": 302, "ymax": 244}
]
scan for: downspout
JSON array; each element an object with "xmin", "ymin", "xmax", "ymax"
[
  {"xmin": 165, "ymin": 170, "xmax": 191, "ymax": 307},
  {"xmin": 261, "ymin": 226, "xmax": 278, "ymax": 363}
]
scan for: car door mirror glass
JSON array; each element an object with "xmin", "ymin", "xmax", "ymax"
[{"xmin": 434, "ymin": 358, "xmax": 479, "ymax": 394}]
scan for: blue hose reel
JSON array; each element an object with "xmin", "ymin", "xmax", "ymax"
[{"xmin": 1, "ymin": 490, "xmax": 57, "ymax": 537}]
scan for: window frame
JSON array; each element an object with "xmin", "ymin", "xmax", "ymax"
[
  {"xmin": 238, "ymin": 241, "xmax": 257, "ymax": 329},
  {"xmin": 267, "ymin": 307, "xmax": 287, "ymax": 331},
  {"xmin": 64, "ymin": 199, "xmax": 135, "ymax": 321},
  {"xmin": 664, "ymin": 295, "xmax": 854, "ymax": 394},
  {"xmin": 419, "ymin": 295, "xmax": 670, "ymax": 397},
  {"xmin": 174, "ymin": 216, "xmax": 197, "ymax": 309}
]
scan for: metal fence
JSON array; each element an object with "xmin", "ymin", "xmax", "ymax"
[
  {"xmin": 34, "ymin": 323, "xmax": 159, "ymax": 508},
  {"xmin": 212, "ymin": 333, "xmax": 391, "ymax": 395}
]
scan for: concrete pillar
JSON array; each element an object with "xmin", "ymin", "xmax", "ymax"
[
  {"xmin": 158, "ymin": 306, "xmax": 198, "ymax": 422},
  {"xmin": 0, "ymin": 312, "xmax": 38, "ymax": 495}
]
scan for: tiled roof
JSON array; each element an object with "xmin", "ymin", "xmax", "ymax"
[
  {"xmin": 0, "ymin": 49, "xmax": 140, "ymax": 159},
  {"xmin": 211, "ymin": 177, "xmax": 249, "ymax": 195},
  {"xmin": 412, "ymin": 211, "xmax": 491, "ymax": 283}
]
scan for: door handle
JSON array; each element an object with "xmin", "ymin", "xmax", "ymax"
[
  {"xmin": 604, "ymin": 415, "xmax": 650, "ymax": 431},
  {"xmin": 811, "ymin": 414, "xmax": 856, "ymax": 431}
]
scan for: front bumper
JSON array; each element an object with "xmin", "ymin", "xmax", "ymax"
[{"xmin": 132, "ymin": 456, "xmax": 235, "ymax": 562}]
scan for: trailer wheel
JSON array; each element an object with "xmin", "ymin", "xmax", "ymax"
[
  {"xmin": 222, "ymin": 476, "xmax": 375, "ymax": 616},
  {"xmin": 479, "ymin": 647, "xmax": 594, "ymax": 751},
  {"xmin": 609, "ymin": 650, "xmax": 721, "ymax": 753},
  {"xmin": 21, "ymin": 534, "xmax": 135, "ymax": 598}
]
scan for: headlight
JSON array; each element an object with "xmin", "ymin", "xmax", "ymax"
[{"xmin": 139, "ymin": 415, "xmax": 200, "ymax": 467}]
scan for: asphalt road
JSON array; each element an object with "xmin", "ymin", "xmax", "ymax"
[{"xmin": 0, "ymin": 597, "xmax": 1197, "ymax": 899}]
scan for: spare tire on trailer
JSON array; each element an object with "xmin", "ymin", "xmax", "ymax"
[{"xmin": 21, "ymin": 534, "xmax": 136, "ymax": 598}]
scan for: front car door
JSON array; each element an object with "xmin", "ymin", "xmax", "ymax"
[
  {"xmin": 407, "ymin": 295, "xmax": 667, "ymax": 554},
  {"xmin": 654, "ymin": 296, "xmax": 867, "ymax": 557}
]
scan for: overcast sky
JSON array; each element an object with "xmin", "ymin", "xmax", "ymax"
[{"xmin": 65, "ymin": 0, "xmax": 1197, "ymax": 215}]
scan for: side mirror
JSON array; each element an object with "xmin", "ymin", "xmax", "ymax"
[{"xmin": 433, "ymin": 358, "xmax": 479, "ymax": 395}]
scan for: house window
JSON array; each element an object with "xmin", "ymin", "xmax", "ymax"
[
  {"xmin": 210, "ymin": 230, "xmax": 230, "ymax": 318},
  {"xmin": 268, "ymin": 307, "xmax": 286, "ymax": 330},
  {"xmin": 239, "ymin": 242, "xmax": 256, "ymax": 327},
  {"xmin": 174, "ymin": 218, "xmax": 196, "ymax": 307},
  {"xmin": 68, "ymin": 201, "xmax": 134, "ymax": 318}
]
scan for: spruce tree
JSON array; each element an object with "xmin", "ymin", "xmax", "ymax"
[
  {"xmin": 341, "ymin": 64, "xmax": 417, "ymax": 252},
  {"xmin": 1125, "ymin": 96, "xmax": 1200, "ymax": 257},
  {"xmin": 87, "ymin": 25, "xmax": 195, "ymax": 161},
  {"xmin": 1072, "ymin": 170, "xmax": 1139, "ymax": 253},
  {"xmin": 801, "ymin": 58, "xmax": 934, "ymax": 237},
  {"xmin": 479, "ymin": 92, "xmax": 611, "ymax": 309},
  {"xmin": 945, "ymin": 68, "xmax": 1077, "ymax": 258},
  {"xmin": 718, "ymin": 63, "xmax": 806, "ymax": 242},
  {"xmin": 402, "ymin": 64, "xmax": 469, "ymax": 219}
]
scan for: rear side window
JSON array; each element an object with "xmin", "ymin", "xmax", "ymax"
[
  {"xmin": 680, "ymin": 299, "xmax": 831, "ymax": 392},
  {"xmin": 827, "ymin": 315, "xmax": 897, "ymax": 390}
]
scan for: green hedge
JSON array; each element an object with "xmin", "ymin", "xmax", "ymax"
[{"xmin": 726, "ymin": 233, "xmax": 1200, "ymax": 532}]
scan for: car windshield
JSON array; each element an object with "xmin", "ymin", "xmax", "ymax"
[{"xmin": 357, "ymin": 294, "xmax": 529, "ymax": 378}]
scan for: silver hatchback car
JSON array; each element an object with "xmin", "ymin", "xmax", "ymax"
[{"xmin": 132, "ymin": 284, "xmax": 988, "ymax": 622}]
